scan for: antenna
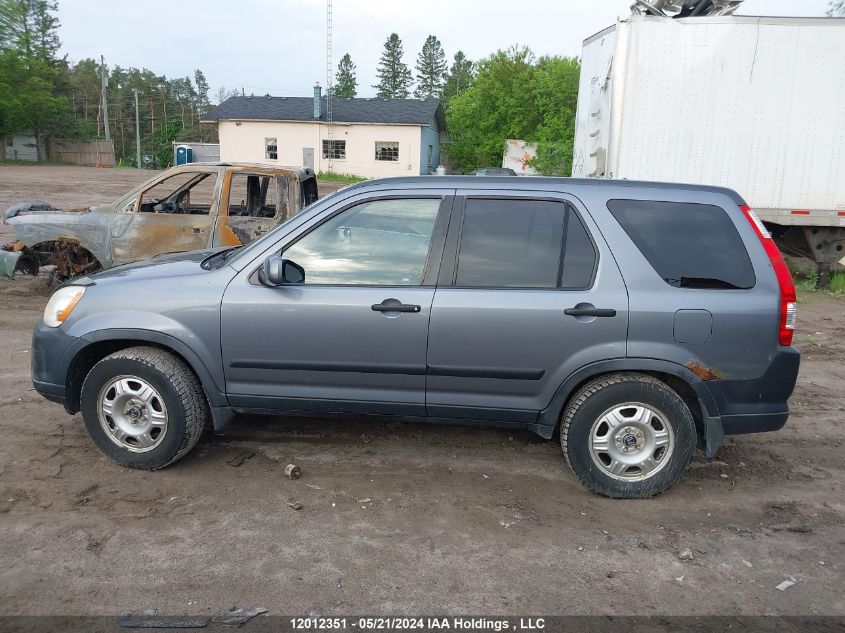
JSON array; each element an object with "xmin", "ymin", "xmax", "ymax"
[{"xmin": 326, "ymin": 0, "xmax": 334, "ymax": 170}]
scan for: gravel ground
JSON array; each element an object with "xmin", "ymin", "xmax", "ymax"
[{"xmin": 0, "ymin": 165, "xmax": 842, "ymax": 617}]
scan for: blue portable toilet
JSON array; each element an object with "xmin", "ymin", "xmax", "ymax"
[{"xmin": 175, "ymin": 144, "xmax": 193, "ymax": 165}]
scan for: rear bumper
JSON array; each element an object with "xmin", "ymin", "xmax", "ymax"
[{"xmin": 705, "ymin": 347, "xmax": 799, "ymax": 436}]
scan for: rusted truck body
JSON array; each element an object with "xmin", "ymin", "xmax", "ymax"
[{"xmin": 1, "ymin": 163, "xmax": 319, "ymax": 280}]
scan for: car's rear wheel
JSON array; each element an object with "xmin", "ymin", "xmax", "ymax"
[
  {"xmin": 80, "ymin": 346, "xmax": 208, "ymax": 469},
  {"xmin": 561, "ymin": 373, "xmax": 697, "ymax": 498}
]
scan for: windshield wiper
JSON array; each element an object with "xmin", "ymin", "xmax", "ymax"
[
  {"xmin": 202, "ymin": 246, "xmax": 242, "ymax": 269},
  {"xmin": 664, "ymin": 276, "xmax": 744, "ymax": 290}
]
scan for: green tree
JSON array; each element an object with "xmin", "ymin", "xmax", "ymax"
[
  {"xmin": 530, "ymin": 56, "xmax": 581, "ymax": 176},
  {"xmin": 335, "ymin": 53, "xmax": 357, "ymax": 97},
  {"xmin": 827, "ymin": 0, "xmax": 845, "ymax": 16},
  {"xmin": 0, "ymin": 49, "xmax": 25, "ymax": 154},
  {"xmin": 445, "ymin": 47, "xmax": 538, "ymax": 172},
  {"xmin": 414, "ymin": 35, "xmax": 446, "ymax": 99},
  {"xmin": 442, "ymin": 50, "xmax": 474, "ymax": 103},
  {"xmin": 445, "ymin": 47, "xmax": 580, "ymax": 176},
  {"xmin": 373, "ymin": 33, "xmax": 412, "ymax": 99},
  {"xmin": 0, "ymin": 0, "xmax": 69, "ymax": 160},
  {"xmin": 193, "ymin": 69, "xmax": 210, "ymax": 115}
]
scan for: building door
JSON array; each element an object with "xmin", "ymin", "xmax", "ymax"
[{"xmin": 302, "ymin": 147, "xmax": 314, "ymax": 170}]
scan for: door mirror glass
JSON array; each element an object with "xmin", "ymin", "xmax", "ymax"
[{"xmin": 259, "ymin": 255, "xmax": 305, "ymax": 287}]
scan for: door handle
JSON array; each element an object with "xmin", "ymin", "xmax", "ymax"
[
  {"xmin": 371, "ymin": 302, "xmax": 421, "ymax": 313},
  {"xmin": 564, "ymin": 306, "xmax": 617, "ymax": 318}
]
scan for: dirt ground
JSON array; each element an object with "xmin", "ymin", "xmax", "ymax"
[{"xmin": 0, "ymin": 165, "xmax": 843, "ymax": 617}]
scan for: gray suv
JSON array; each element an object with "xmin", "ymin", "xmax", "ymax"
[{"xmin": 31, "ymin": 177, "xmax": 800, "ymax": 498}]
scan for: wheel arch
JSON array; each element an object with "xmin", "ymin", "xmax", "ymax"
[
  {"xmin": 29, "ymin": 239, "xmax": 104, "ymax": 279},
  {"xmin": 538, "ymin": 358, "xmax": 722, "ymax": 454},
  {"xmin": 64, "ymin": 329, "xmax": 228, "ymax": 419}
]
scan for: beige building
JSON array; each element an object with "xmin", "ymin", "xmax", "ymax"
[{"xmin": 202, "ymin": 86, "xmax": 447, "ymax": 179}]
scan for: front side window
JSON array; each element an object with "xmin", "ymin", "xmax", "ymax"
[
  {"xmin": 282, "ymin": 198, "xmax": 441, "ymax": 285},
  {"xmin": 322, "ymin": 140, "xmax": 346, "ymax": 160},
  {"xmin": 265, "ymin": 138, "xmax": 278, "ymax": 160},
  {"xmin": 138, "ymin": 172, "xmax": 217, "ymax": 215},
  {"xmin": 455, "ymin": 198, "xmax": 596, "ymax": 289},
  {"xmin": 375, "ymin": 141, "xmax": 399, "ymax": 161},
  {"xmin": 607, "ymin": 199, "xmax": 755, "ymax": 289}
]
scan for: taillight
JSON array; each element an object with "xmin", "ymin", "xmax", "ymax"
[{"xmin": 739, "ymin": 205, "xmax": 796, "ymax": 346}]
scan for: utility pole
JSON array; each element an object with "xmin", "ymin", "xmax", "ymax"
[
  {"xmin": 134, "ymin": 89, "xmax": 142, "ymax": 168},
  {"xmin": 326, "ymin": 0, "xmax": 334, "ymax": 170},
  {"xmin": 101, "ymin": 55, "xmax": 111, "ymax": 141}
]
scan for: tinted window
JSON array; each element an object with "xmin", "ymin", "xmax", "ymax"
[
  {"xmin": 607, "ymin": 200, "xmax": 755, "ymax": 289},
  {"xmin": 283, "ymin": 198, "xmax": 441, "ymax": 285},
  {"xmin": 456, "ymin": 199, "xmax": 567, "ymax": 288},
  {"xmin": 561, "ymin": 210, "xmax": 597, "ymax": 288}
]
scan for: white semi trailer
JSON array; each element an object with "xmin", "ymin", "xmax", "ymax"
[{"xmin": 573, "ymin": 15, "xmax": 845, "ymax": 285}]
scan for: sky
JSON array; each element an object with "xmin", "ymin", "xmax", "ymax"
[{"xmin": 57, "ymin": 0, "xmax": 832, "ymax": 100}]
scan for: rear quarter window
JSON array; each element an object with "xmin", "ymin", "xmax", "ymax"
[{"xmin": 607, "ymin": 199, "xmax": 755, "ymax": 290}]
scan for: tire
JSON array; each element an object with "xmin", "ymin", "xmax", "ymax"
[
  {"xmin": 561, "ymin": 373, "xmax": 697, "ymax": 499},
  {"xmin": 80, "ymin": 346, "xmax": 209, "ymax": 469}
]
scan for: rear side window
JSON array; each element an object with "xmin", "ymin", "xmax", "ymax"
[
  {"xmin": 607, "ymin": 200, "xmax": 755, "ymax": 290},
  {"xmin": 455, "ymin": 199, "xmax": 596, "ymax": 289}
]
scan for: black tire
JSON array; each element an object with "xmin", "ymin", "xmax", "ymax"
[
  {"xmin": 80, "ymin": 346, "xmax": 209, "ymax": 469},
  {"xmin": 561, "ymin": 373, "xmax": 697, "ymax": 499}
]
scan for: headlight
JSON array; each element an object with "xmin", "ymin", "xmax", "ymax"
[{"xmin": 43, "ymin": 286, "xmax": 86, "ymax": 327}]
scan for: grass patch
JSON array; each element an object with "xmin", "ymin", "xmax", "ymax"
[
  {"xmin": 830, "ymin": 271, "xmax": 845, "ymax": 296},
  {"xmin": 0, "ymin": 159, "xmax": 76, "ymax": 166},
  {"xmin": 792, "ymin": 267, "xmax": 845, "ymax": 300},
  {"xmin": 317, "ymin": 171, "xmax": 366, "ymax": 184}
]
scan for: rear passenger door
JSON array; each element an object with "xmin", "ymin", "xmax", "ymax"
[{"xmin": 426, "ymin": 192, "xmax": 629, "ymax": 422}]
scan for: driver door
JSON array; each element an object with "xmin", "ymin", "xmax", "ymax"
[
  {"xmin": 221, "ymin": 191, "xmax": 454, "ymax": 415},
  {"xmin": 109, "ymin": 169, "xmax": 222, "ymax": 265}
]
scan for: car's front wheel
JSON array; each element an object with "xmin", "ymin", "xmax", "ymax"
[
  {"xmin": 80, "ymin": 346, "xmax": 209, "ymax": 469},
  {"xmin": 561, "ymin": 373, "xmax": 697, "ymax": 498}
]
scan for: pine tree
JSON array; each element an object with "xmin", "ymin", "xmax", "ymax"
[
  {"xmin": 335, "ymin": 53, "xmax": 357, "ymax": 98},
  {"xmin": 827, "ymin": 0, "xmax": 845, "ymax": 16},
  {"xmin": 414, "ymin": 35, "xmax": 446, "ymax": 99},
  {"xmin": 0, "ymin": 0, "xmax": 67, "ymax": 160},
  {"xmin": 31, "ymin": 0, "xmax": 60, "ymax": 61},
  {"xmin": 193, "ymin": 69, "xmax": 210, "ymax": 115},
  {"xmin": 373, "ymin": 33, "xmax": 412, "ymax": 99},
  {"xmin": 442, "ymin": 51, "xmax": 475, "ymax": 102}
]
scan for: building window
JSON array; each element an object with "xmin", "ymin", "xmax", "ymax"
[
  {"xmin": 265, "ymin": 138, "xmax": 277, "ymax": 160},
  {"xmin": 427, "ymin": 145, "xmax": 433, "ymax": 166},
  {"xmin": 375, "ymin": 141, "xmax": 399, "ymax": 161},
  {"xmin": 322, "ymin": 139, "xmax": 346, "ymax": 160}
]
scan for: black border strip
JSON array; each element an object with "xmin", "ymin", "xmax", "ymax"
[{"xmin": 229, "ymin": 360, "xmax": 544, "ymax": 380}]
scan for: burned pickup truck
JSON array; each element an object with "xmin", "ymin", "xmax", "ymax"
[{"xmin": 1, "ymin": 163, "xmax": 319, "ymax": 280}]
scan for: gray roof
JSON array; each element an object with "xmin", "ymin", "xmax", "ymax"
[{"xmin": 202, "ymin": 95, "xmax": 445, "ymax": 129}]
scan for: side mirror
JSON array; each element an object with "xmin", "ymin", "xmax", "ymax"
[{"xmin": 259, "ymin": 255, "xmax": 305, "ymax": 287}]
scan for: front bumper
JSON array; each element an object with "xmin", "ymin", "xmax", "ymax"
[
  {"xmin": 0, "ymin": 249, "xmax": 21, "ymax": 278},
  {"xmin": 31, "ymin": 320, "xmax": 81, "ymax": 410}
]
